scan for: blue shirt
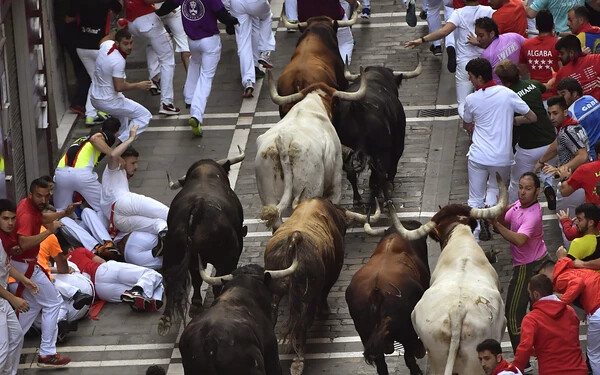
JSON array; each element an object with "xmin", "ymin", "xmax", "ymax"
[{"xmin": 569, "ymin": 95, "xmax": 600, "ymax": 160}]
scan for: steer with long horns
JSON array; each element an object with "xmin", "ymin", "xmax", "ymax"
[
  {"xmin": 368, "ymin": 174, "xmax": 507, "ymax": 374},
  {"xmin": 265, "ymin": 197, "xmax": 380, "ymax": 375},
  {"xmin": 179, "ymin": 261, "xmax": 298, "ymax": 375},
  {"xmin": 257, "ymin": 71, "xmax": 367, "ymax": 230},
  {"xmin": 158, "ymin": 149, "xmax": 247, "ymax": 336},
  {"xmin": 335, "ymin": 57, "xmax": 422, "ymax": 205}
]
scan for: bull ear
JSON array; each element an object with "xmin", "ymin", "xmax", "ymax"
[
  {"xmin": 264, "ymin": 271, "xmax": 272, "ymax": 286},
  {"xmin": 220, "ymin": 160, "xmax": 232, "ymax": 173},
  {"xmin": 332, "ymin": 20, "xmax": 339, "ymax": 33},
  {"xmin": 428, "ymin": 227, "xmax": 441, "ymax": 243},
  {"xmin": 395, "ymin": 74, "xmax": 403, "ymax": 88}
]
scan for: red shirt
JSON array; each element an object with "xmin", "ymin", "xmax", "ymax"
[
  {"xmin": 13, "ymin": 198, "xmax": 43, "ymax": 261},
  {"xmin": 513, "ymin": 297, "xmax": 587, "ymax": 374},
  {"xmin": 125, "ymin": 0, "xmax": 155, "ymax": 22},
  {"xmin": 519, "ymin": 36, "xmax": 559, "ymax": 99},
  {"xmin": 555, "ymin": 54, "xmax": 600, "ymax": 101},
  {"xmin": 567, "ymin": 160, "xmax": 600, "ymax": 205},
  {"xmin": 492, "ymin": 0, "xmax": 527, "ymax": 37},
  {"xmin": 0, "ymin": 230, "xmax": 18, "ymax": 257},
  {"xmin": 453, "ymin": 0, "xmax": 489, "ymax": 7},
  {"xmin": 553, "ymin": 257, "xmax": 600, "ymax": 315},
  {"xmin": 66, "ymin": 248, "xmax": 102, "ymax": 282}
]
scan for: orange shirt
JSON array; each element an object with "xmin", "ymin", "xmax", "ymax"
[
  {"xmin": 37, "ymin": 226, "xmax": 64, "ymax": 281},
  {"xmin": 492, "ymin": 0, "xmax": 528, "ymax": 37}
]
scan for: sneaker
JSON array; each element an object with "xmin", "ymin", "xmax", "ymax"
[
  {"xmin": 419, "ymin": 9, "xmax": 427, "ymax": 20},
  {"xmin": 406, "ymin": 1, "xmax": 417, "ymax": 27},
  {"xmin": 69, "ymin": 104, "xmax": 85, "ymax": 116},
  {"xmin": 152, "ymin": 230, "xmax": 167, "ymax": 258},
  {"xmin": 121, "ymin": 287, "xmax": 151, "ymax": 312},
  {"xmin": 258, "ymin": 51, "xmax": 273, "ymax": 69},
  {"xmin": 430, "ymin": 44, "xmax": 442, "ymax": 56},
  {"xmin": 255, "ymin": 66, "xmax": 265, "ymax": 79},
  {"xmin": 243, "ymin": 80, "xmax": 254, "ymax": 98},
  {"xmin": 159, "ymin": 103, "xmax": 180, "ymax": 116},
  {"xmin": 287, "ymin": 19, "xmax": 298, "ymax": 32},
  {"xmin": 146, "ymin": 299, "xmax": 163, "ymax": 312},
  {"xmin": 185, "ymin": 103, "xmax": 191, "ymax": 109},
  {"xmin": 150, "ymin": 80, "xmax": 161, "ymax": 96},
  {"xmin": 544, "ymin": 184, "xmax": 557, "ymax": 210},
  {"xmin": 97, "ymin": 111, "xmax": 110, "ymax": 121},
  {"xmin": 85, "ymin": 116, "xmax": 104, "ymax": 125},
  {"xmin": 189, "ymin": 116, "xmax": 202, "ymax": 137},
  {"xmin": 478, "ymin": 219, "xmax": 492, "ymax": 241},
  {"xmin": 72, "ymin": 291, "xmax": 93, "ymax": 310},
  {"xmin": 37, "ymin": 354, "xmax": 71, "ymax": 368},
  {"xmin": 447, "ymin": 46, "xmax": 457, "ymax": 73},
  {"xmin": 524, "ymin": 364, "xmax": 534, "ymax": 374},
  {"xmin": 361, "ymin": 7, "xmax": 371, "ymax": 19}
]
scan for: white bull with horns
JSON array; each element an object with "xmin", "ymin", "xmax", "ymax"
[{"xmin": 364, "ymin": 174, "xmax": 507, "ymax": 375}]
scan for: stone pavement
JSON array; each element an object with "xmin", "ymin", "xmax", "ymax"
[{"xmin": 17, "ymin": 1, "xmax": 582, "ymax": 374}]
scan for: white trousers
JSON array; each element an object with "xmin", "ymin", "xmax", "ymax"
[
  {"xmin": 76, "ymin": 48, "xmax": 100, "ymax": 119},
  {"xmin": 94, "ymin": 261, "xmax": 163, "ymax": 303},
  {"xmin": 230, "ymin": 0, "xmax": 275, "ymax": 85},
  {"xmin": 588, "ymin": 309, "xmax": 600, "ymax": 375},
  {"xmin": 468, "ymin": 159, "xmax": 511, "ymax": 209},
  {"xmin": 557, "ymin": 186, "xmax": 585, "ymax": 248},
  {"xmin": 0, "ymin": 299, "xmax": 23, "ymax": 375},
  {"xmin": 124, "ymin": 231, "xmax": 163, "ymax": 270},
  {"xmin": 91, "ymin": 95, "xmax": 152, "ymax": 142},
  {"xmin": 148, "ymin": 8, "xmax": 190, "ymax": 79},
  {"xmin": 80, "ymin": 208, "xmax": 113, "ymax": 245},
  {"xmin": 456, "ymin": 60, "xmax": 473, "ymax": 119},
  {"xmin": 426, "ymin": 0, "xmax": 455, "ymax": 48},
  {"xmin": 128, "ymin": 13, "xmax": 175, "ymax": 105},
  {"xmin": 53, "ymin": 272, "xmax": 94, "ymax": 323},
  {"xmin": 509, "ymin": 144, "xmax": 555, "ymax": 203},
  {"xmin": 338, "ymin": 13, "xmax": 354, "ymax": 64},
  {"xmin": 8, "ymin": 263, "xmax": 60, "ymax": 356},
  {"xmin": 61, "ymin": 216, "xmax": 102, "ymax": 250},
  {"xmin": 54, "ymin": 167, "xmax": 102, "ymax": 212},
  {"xmin": 185, "ymin": 35, "xmax": 222, "ymax": 122},
  {"xmin": 113, "ymin": 192, "xmax": 169, "ymax": 234},
  {"xmin": 285, "ymin": 0, "xmax": 298, "ymax": 20}
]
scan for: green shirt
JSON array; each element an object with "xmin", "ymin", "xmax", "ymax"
[{"xmin": 510, "ymin": 80, "xmax": 556, "ymax": 150}]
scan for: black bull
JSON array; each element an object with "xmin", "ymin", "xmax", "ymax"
[
  {"xmin": 332, "ymin": 66, "xmax": 415, "ymax": 204},
  {"xmin": 158, "ymin": 159, "xmax": 247, "ymax": 336}
]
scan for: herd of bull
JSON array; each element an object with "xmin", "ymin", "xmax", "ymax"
[{"xmin": 149, "ymin": 14, "xmax": 511, "ymax": 375}]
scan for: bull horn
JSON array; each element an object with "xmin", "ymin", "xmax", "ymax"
[
  {"xmin": 216, "ymin": 145, "xmax": 246, "ymax": 166},
  {"xmin": 344, "ymin": 56, "xmax": 360, "ymax": 81},
  {"xmin": 267, "ymin": 70, "xmax": 306, "ymax": 106},
  {"xmin": 333, "ymin": 67, "xmax": 367, "ymax": 101},
  {"xmin": 166, "ymin": 171, "xmax": 184, "ymax": 190},
  {"xmin": 337, "ymin": 3, "xmax": 359, "ymax": 27},
  {"xmin": 392, "ymin": 54, "xmax": 423, "ymax": 79},
  {"xmin": 281, "ymin": 13, "xmax": 307, "ymax": 29},
  {"xmin": 470, "ymin": 173, "xmax": 508, "ymax": 219},
  {"xmin": 198, "ymin": 255, "xmax": 233, "ymax": 286},
  {"xmin": 363, "ymin": 222, "xmax": 386, "ymax": 236},
  {"xmin": 388, "ymin": 201, "xmax": 437, "ymax": 240},
  {"xmin": 345, "ymin": 198, "xmax": 381, "ymax": 224},
  {"xmin": 265, "ymin": 257, "xmax": 299, "ymax": 279}
]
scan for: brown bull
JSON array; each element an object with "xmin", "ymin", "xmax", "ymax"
[
  {"xmin": 276, "ymin": 16, "xmax": 354, "ymax": 117},
  {"xmin": 346, "ymin": 224, "xmax": 429, "ymax": 375},
  {"xmin": 265, "ymin": 197, "xmax": 378, "ymax": 375}
]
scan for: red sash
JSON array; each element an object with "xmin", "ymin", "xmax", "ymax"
[
  {"xmin": 13, "ymin": 260, "xmax": 50, "ymax": 317},
  {"xmin": 108, "ymin": 202, "xmax": 120, "ymax": 239}
]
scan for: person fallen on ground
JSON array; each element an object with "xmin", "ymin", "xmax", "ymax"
[
  {"xmin": 65, "ymin": 246, "xmax": 163, "ymax": 312},
  {"xmin": 118, "ymin": 231, "xmax": 163, "ymax": 270},
  {"xmin": 512, "ymin": 274, "xmax": 588, "ymax": 374},
  {"xmin": 476, "ymin": 338, "xmax": 522, "ymax": 375}
]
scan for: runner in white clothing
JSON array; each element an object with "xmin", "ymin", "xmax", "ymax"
[
  {"xmin": 100, "ymin": 125, "xmax": 169, "ymax": 253},
  {"xmin": 90, "ymin": 29, "xmax": 153, "ymax": 143}
]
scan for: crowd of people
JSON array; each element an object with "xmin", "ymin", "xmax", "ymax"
[{"xmin": 1, "ymin": 0, "xmax": 600, "ymax": 373}]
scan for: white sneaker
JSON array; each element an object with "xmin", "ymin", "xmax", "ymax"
[
  {"xmin": 258, "ymin": 51, "xmax": 273, "ymax": 69},
  {"xmin": 159, "ymin": 103, "xmax": 180, "ymax": 115},
  {"xmin": 243, "ymin": 80, "xmax": 254, "ymax": 98}
]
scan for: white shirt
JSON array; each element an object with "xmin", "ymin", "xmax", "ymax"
[
  {"xmin": 0, "ymin": 242, "xmax": 9, "ymax": 289},
  {"xmin": 101, "ymin": 164, "xmax": 130, "ymax": 219},
  {"xmin": 447, "ymin": 5, "xmax": 495, "ymax": 63},
  {"xmin": 463, "ymin": 85, "xmax": 531, "ymax": 166},
  {"xmin": 90, "ymin": 40, "xmax": 127, "ymax": 101}
]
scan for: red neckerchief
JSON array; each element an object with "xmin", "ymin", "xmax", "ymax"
[
  {"xmin": 556, "ymin": 115, "xmax": 579, "ymax": 132},
  {"xmin": 492, "ymin": 360, "xmax": 521, "ymax": 375},
  {"xmin": 107, "ymin": 43, "xmax": 127, "ymax": 59},
  {"xmin": 577, "ymin": 22, "xmax": 600, "ymax": 34},
  {"xmin": 477, "ymin": 80, "xmax": 497, "ymax": 91}
]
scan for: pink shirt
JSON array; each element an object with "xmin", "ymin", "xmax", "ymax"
[
  {"xmin": 482, "ymin": 33, "xmax": 526, "ymax": 84},
  {"xmin": 504, "ymin": 201, "xmax": 548, "ymax": 266}
]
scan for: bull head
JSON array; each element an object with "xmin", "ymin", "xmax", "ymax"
[
  {"xmin": 198, "ymin": 255, "xmax": 300, "ymax": 286},
  {"xmin": 344, "ymin": 54, "xmax": 423, "ymax": 81},
  {"xmin": 365, "ymin": 174, "xmax": 508, "ymax": 240},
  {"xmin": 344, "ymin": 198, "xmax": 381, "ymax": 223},
  {"xmin": 281, "ymin": 3, "xmax": 359, "ymax": 29},
  {"xmin": 267, "ymin": 68, "xmax": 368, "ymax": 106},
  {"xmin": 165, "ymin": 146, "xmax": 246, "ymax": 190}
]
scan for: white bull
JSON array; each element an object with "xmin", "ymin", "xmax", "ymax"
[
  {"xmin": 256, "ymin": 70, "xmax": 367, "ymax": 229},
  {"xmin": 367, "ymin": 174, "xmax": 507, "ymax": 375}
]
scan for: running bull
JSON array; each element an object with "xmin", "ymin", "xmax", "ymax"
[
  {"xmin": 256, "ymin": 71, "xmax": 367, "ymax": 230},
  {"xmin": 336, "ymin": 59, "xmax": 422, "ymax": 204},
  {"xmin": 347, "ymin": 215, "xmax": 430, "ymax": 375},
  {"xmin": 265, "ymin": 197, "xmax": 379, "ymax": 375},
  {"xmin": 158, "ymin": 149, "xmax": 247, "ymax": 336},
  {"xmin": 179, "ymin": 260, "xmax": 299, "ymax": 375},
  {"xmin": 384, "ymin": 174, "xmax": 508, "ymax": 374}
]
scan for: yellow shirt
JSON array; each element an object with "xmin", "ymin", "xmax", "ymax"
[{"xmin": 568, "ymin": 234, "xmax": 600, "ymax": 273}]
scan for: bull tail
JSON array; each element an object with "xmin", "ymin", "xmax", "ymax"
[
  {"xmin": 363, "ymin": 286, "xmax": 392, "ymax": 365},
  {"xmin": 444, "ymin": 305, "xmax": 466, "ymax": 375},
  {"xmin": 260, "ymin": 134, "xmax": 294, "ymax": 229}
]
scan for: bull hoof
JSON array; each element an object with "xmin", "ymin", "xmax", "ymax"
[
  {"xmin": 290, "ymin": 357, "xmax": 305, "ymax": 375},
  {"xmin": 189, "ymin": 304, "xmax": 204, "ymax": 318},
  {"xmin": 158, "ymin": 315, "xmax": 171, "ymax": 336},
  {"xmin": 415, "ymin": 340, "xmax": 426, "ymax": 359}
]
